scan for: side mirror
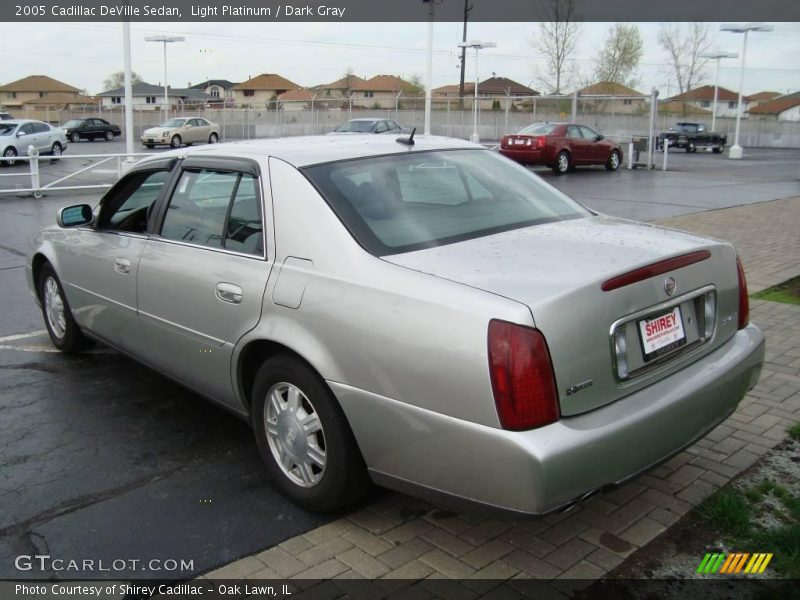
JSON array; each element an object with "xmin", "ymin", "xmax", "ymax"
[
  {"xmin": 595, "ymin": 134, "xmax": 605, "ymax": 141},
  {"xmin": 57, "ymin": 204, "xmax": 93, "ymax": 228},
  {"xmin": 16, "ymin": 131, "xmax": 25, "ymax": 137}
]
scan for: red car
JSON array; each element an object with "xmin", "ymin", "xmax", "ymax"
[{"xmin": 499, "ymin": 122, "xmax": 622, "ymax": 175}]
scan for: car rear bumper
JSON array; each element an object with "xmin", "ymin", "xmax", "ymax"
[
  {"xmin": 332, "ymin": 323, "xmax": 764, "ymax": 515},
  {"xmin": 499, "ymin": 148, "xmax": 544, "ymax": 165}
]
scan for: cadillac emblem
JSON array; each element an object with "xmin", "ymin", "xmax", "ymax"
[{"xmin": 664, "ymin": 277, "xmax": 677, "ymax": 296}]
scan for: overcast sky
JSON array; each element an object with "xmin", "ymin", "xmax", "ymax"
[{"xmin": 4, "ymin": 21, "xmax": 799, "ymax": 96}]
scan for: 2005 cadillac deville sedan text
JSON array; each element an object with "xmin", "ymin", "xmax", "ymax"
[{"xmin": 27, "ymin": 135, "xmax": 764, "ymax": 515}]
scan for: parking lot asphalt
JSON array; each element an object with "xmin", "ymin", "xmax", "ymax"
[{"xmin": 0, "ymin": 142, "xmax": 798, "ymax": 580}]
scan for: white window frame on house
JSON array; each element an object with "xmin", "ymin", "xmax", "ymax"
[
  {"xmin": 111, "ymin": 97, "xmax": 122, "ymax": 104},
  {"xmin": 623, "ymin": 98, "xmax": 632, "ymax": 105},
  {"xmin": 210, "ymin": 87, "xmax": 220, "ymax": 98},
  {"xmin": 728, "ymin": 101, "xmax": 738, "ymax": 109},
  {"xmin": 364, "ymin": 91, "xmax": 374, "ymax": 98},
  {"xmin": 146, "ymin": 96, "xmax": 157, "ymax": 104},
  {"xmin": 701, "ymin": 100, "xmax": 710, "ymax": 108}
]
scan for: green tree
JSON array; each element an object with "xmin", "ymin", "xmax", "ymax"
[{"xmin": 102, "ymin": 71, "xmax": 143, "ymax": 92}]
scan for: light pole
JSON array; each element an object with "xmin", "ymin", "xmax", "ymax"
[
  {"xmin": 145, "ymin": 35, "xmax": 185, "ymax": 119},
  {"xmin": 457, "ymin": 40, "xmax": 496, "ymax": 144},
  {"xmin": 699, "ymin": 51, "xmax": 738, "ymax": 133},
  {"xmin": 421, "ymin": 0, "xmax": 442, "ymax": 136},
  {"xmin": 720, "ymin": 23, "xmax": 773, "ymax": 159}
]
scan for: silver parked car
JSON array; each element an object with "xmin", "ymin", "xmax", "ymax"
[
  {"xmin": 141, "ymin": 117, "xmax": 220, "ymax": 149},
  {"xmin": 1, "ymin": 119, "xmax": 67, "ymax": 166},
  {"xmin": 27, "ymin": 135, "xmax": 764, "ymax": 515}
]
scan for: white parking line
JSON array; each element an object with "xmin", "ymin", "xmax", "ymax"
[{"xmin": 0, "ymin": 330, "xmax": 46, "ymax": 342}]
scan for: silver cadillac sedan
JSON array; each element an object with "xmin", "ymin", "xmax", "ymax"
[{"xmin": 26, "ymin": 135, "xmax": 764, "ymax": 515}]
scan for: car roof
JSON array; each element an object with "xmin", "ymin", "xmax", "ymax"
[
  {"xmin": 347, "ymin": 118, "xmax": 384, "ymax": 123},
  {"xmin": 138, "ymin": 134, "xmax": 481, "ymax": 169}
]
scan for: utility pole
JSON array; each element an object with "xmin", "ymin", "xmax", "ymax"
[{"xmin": 458, "ymin": 0, "xmax": 472, "ymax": 109}]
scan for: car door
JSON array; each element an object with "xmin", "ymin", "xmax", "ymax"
[
  {"xmin": 579, "ymin": 125, "xmax": 605, "ymax": 163},
  {"xmin": 136, "ymin": 157, "xmax": 273, "ymax": 407},
  {"xmin": 34, "ymin": 122, "xmax": 55, "ymax": 151},
  {"xmin": 194, "ymin": 118, "xmax": 211, "ymax": 142},
  {"xmin": 184, "ymin": 118, "xmax": 201, "ymax": 143},
  {"xmin": 566, "ymin": 125, "xmax": 589, "ymax": 164},
  {"xmin": 15, "ymin": 122, "xmax": 37, "ymax": 153},
  {"xmin": 52, "ymin": 161, "xmax": 176, "ymax": 352}
]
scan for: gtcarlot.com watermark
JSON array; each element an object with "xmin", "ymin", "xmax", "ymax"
[{"xmin": 15, "ymin": 554, "xmax": 194, "ymax": 573}]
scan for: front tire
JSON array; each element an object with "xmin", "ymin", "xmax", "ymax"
[
  {"xmin": 3, "ymin": 146, "xmax": 18, "ymax": 166},
  {"xmin": 208, "ymin": 132, "xmax": 218, "ymax": 144},
  {"xmin": 713, "ymin": 145, "xmax": 723, "ymax": 154},
  {"xmin": 252, "ymin": 355, "xmax": 370, "ymax": 512},
  {"xmin": 170, "ymin": 135, "xmax": 182, "ymax": 148},
  {"xmin": 38, "ymin": 264, "xmax": 90, "ymax": 353},
  {"xmin": 105, "ymin": 130, "xmax": 114, "ymax": 141},
  {"xmin": 70, "ymin": 132, "xmax": 80, "ymax": 143},
  {"xmin": 552, "ymin": 150, "xmax": 570, "ymax": 175},
  {"xmin": 605, "ymin": 149, "xmax": 621, "ymax": 171}
]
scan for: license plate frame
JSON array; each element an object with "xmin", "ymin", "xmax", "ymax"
[{"xmin": 638, "ymin": 305, "xmax": 686, "ymax": 362}]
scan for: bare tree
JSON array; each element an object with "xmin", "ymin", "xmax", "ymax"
[
  {"xmin": 531, "ymin": 0, "xmax": 581, "ymax": 94},
  {"xmin": 341, "ymin": 67, "xmax": 356, "ymax": 97},
  {"xmin": 593, "ymin": 24, "xmax": 644, "ymax": 88},
  {"xmin": 658, "ymin": 23, "xmax": 715, "ymax": 95},
  {"xmin": 102, "ymin": 71, "xmax": 143, "ymax": 92}
]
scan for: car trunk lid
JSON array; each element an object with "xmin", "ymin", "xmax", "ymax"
[{"xmin": 384, "ymin": 216, "xmax": 741, "ymax": 417}]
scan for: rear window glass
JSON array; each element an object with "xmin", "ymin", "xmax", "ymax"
[
  {"xmin": 517, "ymin": 123, "xmax": 559, "ymax": 135},
  {"xmin": 303, "ymin": 149, "xmax": 589, "ymax": 256}
]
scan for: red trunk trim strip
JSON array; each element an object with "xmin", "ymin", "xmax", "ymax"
[{"xmin": 601, "ymin": 250, "xmax": 711, "ymax": 292}]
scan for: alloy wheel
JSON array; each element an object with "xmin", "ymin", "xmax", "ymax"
[{"xmin": 43, "ymin": 276, "xmax": 66, "ymax": 339}]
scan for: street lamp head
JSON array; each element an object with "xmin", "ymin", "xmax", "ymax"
[
  {"xmin": 145, "ymin": 35, "xmax": 186, "ymax": 43},
  {"xmin": 700, "ymin": 51, "xmax": 739, "ymax": 59},
  {"xmin": 457, "ymin": 40, "xmax": 497, "ymax": 49},
  {"xmin": 720, "ymin": 23, "xmax": 774, "ymax": 33}
]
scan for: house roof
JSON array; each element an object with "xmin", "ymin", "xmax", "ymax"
[
  {"xmin": 0, "ymin": 75, "xmax": 82, "ymax": 94},
  {"xmin": 278, "ymin": 88, "xmax": 315, "ymax": 102},
  {"xmin": 317, "ymin": 74, "xmax": 368, "ymax": 91},
  {"xmin": 577, "ymin": 81, "xmax": 645, "ymax": 97},
  {"xmin": 658, "ymin": 101, "xmax": 712, "ymax": 115},
  {"xmin": 747, "ymin": 92, "xmax": 800, "ymax": 115},
  {"xmin": 432, "ymin": 84, "xmax": 466, "ymax": 95},
  {"xmin": 22, "ymin": 93, "xmax": 97, "ymax": 106},
  {"xmin": 98, "ymin": 83, "xmax": 210, "ymax": 100},
  {"xmin": 746, "ymin": 91, "xmax": 781, "ymax": 102},
  {"xmin": 189, "ymin": 79, "xmax": 238, "ymax": 90},
  {"xmin": 476, "ymin": 77, "xmax": 538, "ymax": 95},
  {"xmin": 351, "ymin": 75, "xmax": 419, "ymax": 93},
  {"xmin": 669, "ymin": 85, "xmax": 740, "ymax": 103},
  {"xmin": 233, "ymin": 74, "xmax": 300, "ymax": 91}
]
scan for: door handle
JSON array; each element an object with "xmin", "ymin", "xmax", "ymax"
[
  {"xmin": 114, "ymin": 257, "xmax": 131, "ymax": 274},
  {"xmin": 216, "ymin": 282, "xmax": 243, "ymax": 304}
]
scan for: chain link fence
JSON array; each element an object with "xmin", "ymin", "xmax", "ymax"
[{"xmin": 15, "ymin": 95, "xmax": 800, "ymax": 148}]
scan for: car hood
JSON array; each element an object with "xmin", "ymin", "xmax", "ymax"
[{"xmin": 384, "ymin": 215, "xmax": 737, "ymax": 416}]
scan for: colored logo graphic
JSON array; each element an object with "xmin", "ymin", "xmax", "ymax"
[{"xmin": 697, "ymin": 552, "xmax": 773, "ymax": 574}]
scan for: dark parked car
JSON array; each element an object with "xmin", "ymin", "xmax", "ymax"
[
  {"xmin": 61, "ymin": 118, "xmax": 121, "ymax": 143},
  {"xmin": 658, "ymin": 122, "xmax": 727, "ymax": 153},
  {"xmin": 500, "ymin": 122, "xmax": 623, "ymax": 175},
  {"xmin": 329, "ymin": 118, "xmax": 406, "ymax": 135},
  {"xmin": 0, "ymin": 112, "xmax": 13, "ymax": 121}
]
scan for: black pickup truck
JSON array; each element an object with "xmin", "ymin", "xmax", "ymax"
[{"xmin": 657, "ymin": 122, "xmax": 727, "ymax": 153}]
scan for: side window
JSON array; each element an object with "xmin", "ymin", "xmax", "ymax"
[
  {"xmin": 33, "ymin": 122, "xmax": 50, "ymax": 133},
  {"xmin": 224, "ymin": 175, "xmax": 264, "ymax": 255},
  {"xmin": 566, "ymin": 125, "xmax": 582, "ymax": 138},
  {"xmin": 99, "ymin": 169, "xmax": 170, "ymax": 232},
  {"xmin": 19, "ymin": 123, "xmax": 35, "ymax": 135},
  {"xmin": 375, "ymin": 121, "xmax": 388, "ymax": 133},
  {"xmin": 160, "ymin": 169, "xmax": 239, "ymax": 248},
  {"xmin": 580, "ymin": 126, "xmax": 597, "ymax": 139},
  {"xmin": 187, "ymin": 119, "xmax": 201, "ymax": 127}
]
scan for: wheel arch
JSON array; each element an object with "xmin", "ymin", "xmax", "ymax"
[{"xmin": 31, "ymin": 252, "xmax": 52, "ymax": 299}]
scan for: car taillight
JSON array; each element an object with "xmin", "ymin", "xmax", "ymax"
[
  {"xmin": 535, "ymin": 136, "xmax": 546, "ymax": 149},
  {"xmin": 487, "ymin": 320, "xmax": 560, "ymax": 430},
  {"xmin": 736, "ymin": 256, "xmax": 749, "ymax": 330}
]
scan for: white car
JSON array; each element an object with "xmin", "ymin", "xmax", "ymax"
[{"xmin": 0, "ymin": 119, "xmax": 67, "ymax": 166}]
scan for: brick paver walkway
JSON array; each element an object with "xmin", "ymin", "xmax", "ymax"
[{"xmin": 204, "ymin": 197, "xmax": 800, "ymax": 584}]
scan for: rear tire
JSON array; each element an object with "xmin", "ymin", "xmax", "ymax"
[
  {"xmin": 605, "ymin": 150, "xmax": 621, "ymax": 171},
  {"xmin": 552, "ymin": 150, "xmax": 570, "ymax": 175},
  {"xmin": 38, "ymin": 263, "xmax": 90, "ymax": 353},
  {"xmin": 50, "ymin": 142, "xmax": 62, "ymax": 162},
  {"xmin": 251, "ymin": 355, "xmax": 370, "ymax": 512},
  {"xmin": 713, "ymin": 146, "xmax": 723, "ymax": 154}
]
